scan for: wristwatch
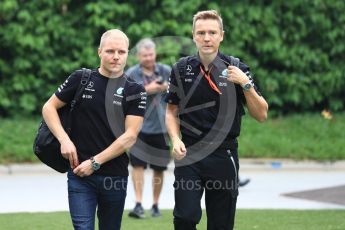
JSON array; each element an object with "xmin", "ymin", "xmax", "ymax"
[
  {"xmin": 242, "ymin": 81, "xmax": 254, "ymax": 91},
  {"xmin": 90, "ymin": 157, "xmax": 101, "ymax": 171}
]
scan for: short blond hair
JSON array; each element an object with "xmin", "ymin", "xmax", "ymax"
[
  {"xmin": 99, "ymin": 29, "xmax": 129, "ymax": 49},
  {"xmin": 192, "ymin": 10, "xmax": 223, "ymax": 32}
]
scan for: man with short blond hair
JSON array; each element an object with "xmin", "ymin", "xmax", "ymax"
[{"xmin": 42, "ymin": 29, "xmax": 146, "ymax": 230}]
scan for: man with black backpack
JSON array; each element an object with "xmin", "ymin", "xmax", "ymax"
[
  {"xmin": 165, "ymin": 10, "xmax": 268, "ymax": 230},
  {"xmin": 42, "ymin": 29, "xmax": 146, "ymax": 230}
]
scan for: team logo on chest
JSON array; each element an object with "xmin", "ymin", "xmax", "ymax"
[
  {"xmin": 86, "ymin": 81, "xmax": 95, "ymax": 91},
  {"xmin": 113, "ymin": 87, "xmax": 124, "ymax": 106},
  {"xmin": 186, "ymin": 65, "xmax": 194, "ymax": 76},
  {"xmin": 82, "ymin": 81, "xmax": 95, "ymax": 100},
  {"xmin": 114, "ymin": 87, "xmax": 124, "ymax": 98}
]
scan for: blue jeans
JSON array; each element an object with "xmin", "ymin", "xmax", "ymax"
[{"xmin": 67, "ymin": 170, "xmax": 128, "ymax": 230}]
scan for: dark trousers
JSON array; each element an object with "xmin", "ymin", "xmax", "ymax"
[{"xmin": 173, "ymin": 148, "xmax": 239, "ymax": 230}]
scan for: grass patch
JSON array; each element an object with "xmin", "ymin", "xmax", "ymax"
[
  {"xmin": 238, "ymin": 112, "xmax": 345, "ymax": 161},
  {"xmin": 0, "ymin": 113, "xmax": 345, "ymax": 163},
  {"xmin": 0, "ymin": 210, "xmax": 344, "ymax": 229},
  {"xmin": 0, "ymin": 117, "xmax": 40, "ymax": 163}
]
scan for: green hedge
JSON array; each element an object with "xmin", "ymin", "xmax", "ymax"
[{"xmin": 0, "ymin": 0, "xmax": 344, "ymax": 116}]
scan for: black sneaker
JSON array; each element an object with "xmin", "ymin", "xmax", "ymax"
[
  {"xmin": 239, "ymin": 178, "xmax": 250, "ymax": 187},
  {"xmin": 151, "ymin": 204, "xmax": 162, "ymax": 217},
  {"xmin": 128, "ymin": 203, "xmax": 145, "ymax": 219}
]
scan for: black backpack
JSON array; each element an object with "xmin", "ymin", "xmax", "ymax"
[{"xmin": 33, "ymin": 68, "xmax": 91, "ymax": 173}]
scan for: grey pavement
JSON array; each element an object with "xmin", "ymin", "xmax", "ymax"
[{"xmin": 0, "ymin": 159, "xmax": 345, "ymax": 213}]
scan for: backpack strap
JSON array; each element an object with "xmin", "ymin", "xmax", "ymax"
[
  {"xmin": 229, "ymin": 56, "xmax": 240, "ymax": 68},
  {"xmin": 66, "ymin": 68, "xmax": 91, "ymax": 133},
  {"xmin": 170, "ymin": 57, "xmax": 189, "ymax": 101},
  {"xmin": 176, "ymin": 57, "xmax": 188, "ymax": 78},
  {"xmin": 218, "ymin": 53, "xmax": 240, "ymax": 68},
  {"xmin": 70, "ymin": 68, "xmax": 92, "ymax": 110}
]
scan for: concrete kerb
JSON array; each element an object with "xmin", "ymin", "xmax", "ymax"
[
  {"xmin": 1, "ymin": 159, "xmax": 345, "ymax": 175},
  {"xmin": 239, "ymin": 158, "xmax": 345, "ymax": 171},
  {"xmin": 0, "ymin": 163, "xmax": 58, "ymax": 175}
]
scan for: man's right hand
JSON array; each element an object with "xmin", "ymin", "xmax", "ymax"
[
  {"xmin": 60, "ymin": 138, "xmax": 79, "ymax": 169},
  {"xmin": 172, "ymin": 137, "xmax": 187, "ymax": 160},
  {"xmin": 145, "ymin": 81, "xmax": 168, "ymax": 94}
]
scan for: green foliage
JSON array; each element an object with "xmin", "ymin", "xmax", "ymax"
[
  {"xmin": 0, "ymin": 210, "xmax": 345, "ymax": 230},
  {"xmin": 220, "ymin": 0, "xmax": 345, "ymax": 114},
  {"xmin": 0, "ymin": 0, "xmax": 344, "ymax": 116}
]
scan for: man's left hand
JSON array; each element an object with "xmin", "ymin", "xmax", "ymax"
[
  {"xmin": 73, "ymin": 160, "xmax": 94, "ymax": 177},
  {"xmin": 226, "ymin": 66, "xmax": 248, "ymax": 86}
]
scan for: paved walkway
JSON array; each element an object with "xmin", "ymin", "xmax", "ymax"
[{"xmin": 0, "ymin": 159, "xmax": 345, "ymax": 213}]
